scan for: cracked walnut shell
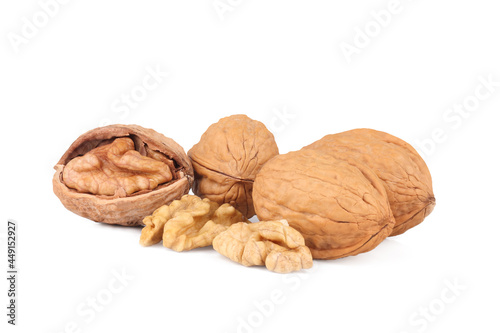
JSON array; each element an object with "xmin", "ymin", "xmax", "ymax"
[
  {"xmin": 53, "ymin": 125, "xmax": 193, "ymax": 226},
  {"xmin": 140, "ymin": 195, "xmax": 248, "ymax": 251},
  {"xmin": 253, "ymin": 149, "xmax": 395, "ymax": 260},
  {"xmin": 188, "ymin": 115, "xmax": 279, "ymax": 218},
  {"xmin": 213, "ymin": 219, "xmax": 313, "ymax": 273},
  {"xmin": 303, "ymin": 129, "xmax": 435, "ymax": 236}
]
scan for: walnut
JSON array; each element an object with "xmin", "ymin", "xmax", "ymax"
[
  {"xmin": 252, "ymin": 149, "xmax": 395, "ymax": 260},
  {"xmin": 303, "ymin": 129, "xmax": 435, "ymax": 236},
  {"xmin": 140, "ymin": 195, "xmax": 248, "ymax": 251},
  {"xmin": 53, "ymin": 125, "xmax": 193, "ymax": 226},
  {"xmin": 63, "ymin": 137, "xmax": 173, "ymax": 196},
  {"xmin": 213, "ymin": 219, "xmax": 313, "ymax": 273},
  {"xmin": 188, "ymin": 115, "xmax": 279, "ymax": 218}
]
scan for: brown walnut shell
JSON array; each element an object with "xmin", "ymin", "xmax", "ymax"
[
  {"xmin": 253, "ymin": 149, "xmax": 395, "ymax": 260},
  {"xmin": 303, "ymin": 129, "xmax": 435, "ymax": 236},
  {"xmin": 188, "ymin": 115, "xmax": 279, "ymax": 218},
  {"xmin": 53, "ymin": 124, "xmax": 194, "ymax": 226}
]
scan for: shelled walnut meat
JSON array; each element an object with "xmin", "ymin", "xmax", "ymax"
[
  {"xmin": 53, "ymin": 125, "xmax": 193, "ymax": 226},
  {"xmin": 140, "ymin": 194, "xmax": 248, "ymax": 251},
  {"xmin": 303, "ymin": 129, "xmax": 435, "ymax": 236},
  {"xmin": 253, "ymin": 149, "xmax": 395, "ymax": 260},
  {"xmin": 213, "ymin": 219, "xmax": 313, "ymax": 273},
  {"xmin": 188, "ymin": 115, "xmax": 279, "ymax": 218}
]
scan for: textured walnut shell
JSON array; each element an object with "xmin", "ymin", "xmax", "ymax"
[
  {"xmin": 253, "ymin": 149, "xmax": 395, "ymax": 260},
  {"xmin": 303, "ymin": 129, "xmax": 435, "ymax": 236},
  {"xmin": 188, "ymin": 115, "xmax": 279, "ymax": 218},
  {"xmin": 53, "ymin": 124, "xmax": 193, "ymax": 226}
]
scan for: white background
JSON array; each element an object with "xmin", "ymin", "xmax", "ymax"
[{"xmin": 1, "ymin": 1, "xmax": 499, "ymax": 332}]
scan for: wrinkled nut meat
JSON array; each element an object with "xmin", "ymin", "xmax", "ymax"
[
  {"xmin": 140, "ymin": 195, "xmax": 248, "ymax": 251},
  {"xmin": 303, "ymin": 129, "xmax": 435, "ymax": 236},
  {"xmin": 213, "ymin": 219, "xmax": 313, "ymax": 274},
  {"xmin": 53, "ymin": 125, "xmax": 193, "ymax": 226},
  {"xmin": 140, "ymin": 195, "xmax": 213, "ymax": 247},
  {"xmin": 163, "ymin": 201, "xmax": 248, "ymax": 251},
  {"xmin": 253, "ymin": 149, "xmax": 395, "ymax": 260},
  {"xmin": 63, "ymin": 137, "xmax": 173, "ymax": 196},
  {"xmin": 188, "ymin": 115, "xmax": 279, "ymax": 218}
]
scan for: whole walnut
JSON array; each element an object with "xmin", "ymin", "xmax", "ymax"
[
  {"xmin": 303, "ymin": 129, "xmax": 435, "ymax": 236},
  {"xmin": 188, "ymin": 115, "xmax": 279, "ymax": 218},
  {"xmin": 253, "ymin": 149, "xmax": 395, "ymax": 260},
  {"xmin": 53, "ymin": 124, "xmax": 193, "ymax": 226}
]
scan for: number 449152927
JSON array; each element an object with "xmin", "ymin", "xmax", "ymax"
[{"xmin": 7, "ymin": 221, "xmax": 16, "ymax": 270}]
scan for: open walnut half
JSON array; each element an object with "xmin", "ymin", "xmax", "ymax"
[{"xmin": 53, "ymin": 125, "xmax": 194, "ymax": 226}]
